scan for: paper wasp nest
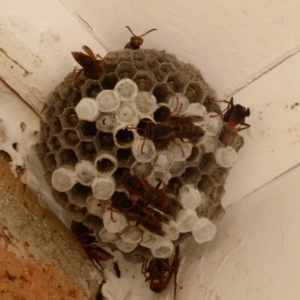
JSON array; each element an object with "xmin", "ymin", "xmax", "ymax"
[{"xmin": 38, "ymin": 49, "xmax": 244, "ymax": 262}]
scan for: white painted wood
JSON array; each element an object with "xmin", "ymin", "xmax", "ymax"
[
  {"xmin": 0, "ymin": 81, "xmax": 39, "ymax": 171},
  {"xmin": 0, "ymin": 0, "xmax": 106, "ymax": 113},
  {"xmin": 60, "ymin": 0, "xmax": 300, "ymax": 97}
]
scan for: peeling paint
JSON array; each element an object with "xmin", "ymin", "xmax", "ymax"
[{"xmin": 0, "ymin": 48, "xmax": 29, "ymax": 75}]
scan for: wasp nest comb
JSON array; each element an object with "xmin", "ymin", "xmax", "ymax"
[{"xmin": 38, "ymin": 49, "xmax": 244, "ymax": 262}]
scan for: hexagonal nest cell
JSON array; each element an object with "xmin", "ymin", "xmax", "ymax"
[{"xmin": 37, "ymin": 49, "xmax": 244, "ymax": 263}]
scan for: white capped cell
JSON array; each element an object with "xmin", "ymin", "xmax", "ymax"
[
  {"xmin": 95, "ymin": 113, "xmax": 116, "ymax": 132},
  {"xmin": 103, "ymin": 210, "xmax": 127, "ymax": 233},
  {"xmin": 203, "ymin": 135, "xmax": 219, "ymax": 153},
  {"xmin": 51, "ymin": 167, "xmax": 76, "ymax": 192},
  {"xmin": 203, "ymin": 112, "xmax": 223, "ymax": 136},
  {"xmin": 178, "ymin": 184, "xmax": 202, "ymax": 210},
  {"xmin": 96, "ymin": 90, "xmax": 120, "ymax": 112},
  {"xmin": 176, "ymin": 209, "xmax": 199, "ymax": 233},
  {"xmin": 75, "ymin": 160, "xmax": 97, "ymax": 186},
  {"xmin": 168, "ymin": 140, "xmax": 192, "ymax": 161},
  {"xmin": 114, "ymin": 78, "xmax": 138, "ymax": 102},
  {"xmin": 215, "ymin": 146, "xmax": 237, "ymax": 168},
  {"xmin": 140, "ymin": 230, "xmax": 159, "ymax": 248},
  {"xmin": 116, "ymin": 240, "xmax": 138, "ymax": 253},
  {"xmin": 99, "ymin": 227, "xmax": 120, "ymax": 243},
  {"xmin": 121, "ymin": 226, "xmax": 143, "ymax": 243},
  {"xmin": 135, "ymin": 92, "xmax": 157, "ymax": 115},
  {"xmin": 92, "ymin": 176, "xmax": 115, "ymax": 200},
  {"xmin": 94, "ymin": 153, "xmax": 118, "ymax": 177},
  {"xmin": 153, "ymin": 151, "xmax": 174, "ymax": 173},
  {"xmin": 132, "ymin": 139, "xmax": 156, "ymax": 163},
  {"xmin": 130, "ymin": 161, "xmax": 152, "ymax": 177},
  {"xmin": 116, "ymin": 103, "xmax": 137, "ymax": 124},
  {"xmin": 161, "ymin": 220, "xmax": 180, "ymax": 241},
  {"xmin": 150, "ymin": 240, "xmax": 174, "ymax": 258},
  {"xmin": 86, "ymin": 197, "xmax": 109, "ymax": 216},
  {"xmin": 168, "ymin": 94, "xmax": 189, "ymax": 114},
  {"xmin": 75, "ymin": 98, "xmax": 100, "ymax": 122},
  {"xmin": 184, "ymin": 103, "xmax": 207, "ymax": 122},
  {"xmin": 192, "ymin": 217, "xmax": 217, "ymax": 244}
]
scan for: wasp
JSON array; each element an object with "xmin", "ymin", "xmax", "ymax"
[
  {"xmin": 119, "ymin": 171, "xmax": 180, "ymax": 218},
  {"xmin": 125, "ymin": 26, "xmax": 157, "ymax": 49},
  {"xmin": 71, "ymin": 221, "xmax": 113, "ymax": 269},
  {"xmin": 129, "ymin": 115, "xmax": 205, "ymax": 155},
  {"xmin": 212, "ymin": 97, "xmax": 250, "ymax": 131},
  {"xmin": 111, "ymin": 192, "xmax": 169, "ymax": 236},
  {"xmin": 71, "ymin": 45, "xmax": 105, "ymax": 80},
  {"xmin": 142, "ymin": 246, "xmax": 179, "ymax": 293}
]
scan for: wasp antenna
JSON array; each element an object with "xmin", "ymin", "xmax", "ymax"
[
  {"xmin": 139, "ymin": 28, "xmax": 157, "ymax": 38},
  {"xmin": 126, "ymin": 26, "xmax": 137, "ymax": 37}
]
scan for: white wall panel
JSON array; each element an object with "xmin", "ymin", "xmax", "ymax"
[
  {"xmin": 223, "ymin": 48, "xmax": 300, "ymax": 207},
  {"xmin": 60, "ymin": 0, "xmax": 300, "ymax": 97},
  {"xmin": 0, "ymin": 0, "xmax": 106, "ymax": 112}
]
